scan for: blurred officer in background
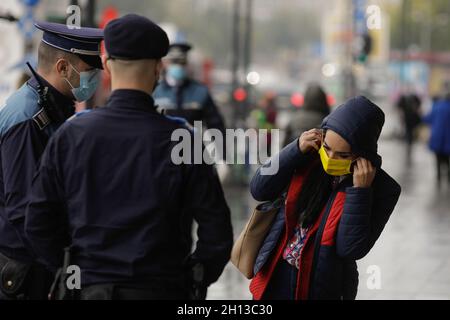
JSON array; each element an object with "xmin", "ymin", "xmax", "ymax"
[
  {"xmin": 0, "ymin": 22, "xmax": 103, "ymax": 300},
  {"xmin": 25, "ymin": 14, "xmax": 233, "ymax": 300},
  {"xmin": 153, "ymin": 42, "xmax": 227, "ymax": 160}
]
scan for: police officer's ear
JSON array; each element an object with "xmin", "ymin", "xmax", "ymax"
[
  {"xmin": 102, "ymin": 54, "xmax": 111, "ymax": 77},
  {"xmin": 56, "ymin": 58, "xmax": 70, "ymax": 78},
  {"xmin": 155, "ymin": 59, "xmax": 163, "ymax": 78}
]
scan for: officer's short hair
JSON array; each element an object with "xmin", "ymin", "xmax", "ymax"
[
  {"xmin": 108, "ymin": 58, "xmax": 158, "ymax": 78},
  {"xmin": 37, "ymin": 42, "xmax": 77, "ymax": 72}
]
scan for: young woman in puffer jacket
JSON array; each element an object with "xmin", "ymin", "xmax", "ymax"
[{"xmin": 250, "ymin": 96, "xmax": 401, "ymax": 300}]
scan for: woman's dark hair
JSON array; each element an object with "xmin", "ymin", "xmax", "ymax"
[
  {"xmin": 303, "ymin": 84, "xmax": 330, "ymax": 116},
  {"xmin": 296, "ymin": 162, "xmax": 333, "ymax": 228}
]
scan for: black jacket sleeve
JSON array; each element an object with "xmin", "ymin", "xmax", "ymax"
[
  {"xmin": 250, "ymin": 138, "xmax": 314, "ymax": 202},
  {"xmin": 0, "ymin": 120, "xmax": 47, "ymax": 250},
  {"xmin": 183, "ymin": 157, "xmax": 233, "ymax": 286},
  {"xmin": 25, "ymin": 133, "xmax": 67, "ymax": 270},
  {"xmin": 336, "ymin": 170, "xmax": 401, "ymax": 260}
]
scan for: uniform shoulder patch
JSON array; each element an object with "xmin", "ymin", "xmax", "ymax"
[
  {"xmin": 66, "ymin": 109, "xmax": 92, "ymax": 122},
  {"xmin": 0, "ymin": 83, "xmax": 40, "ymax": 136},
  {"xmin": 32, "ymin": 108, "xmax": 51, "ymax": 130},
  {"xmin": 164, "ymin": 115, "xmax": 195, "ymax": 132}
]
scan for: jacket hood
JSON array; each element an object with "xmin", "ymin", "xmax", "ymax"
[{"xmin": 321, "ymin": 96, "xmax": 385, "ymax": 167}]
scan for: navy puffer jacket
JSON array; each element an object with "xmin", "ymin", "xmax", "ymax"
[{"xmin": 250, "ymin": 96, "xmax": 401, "ymax": 300}]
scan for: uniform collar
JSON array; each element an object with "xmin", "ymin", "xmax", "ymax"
[
  {"xmin": 28, "ymin": 73, "xmax": 75, "ymax": 110},
  {"xmin": 107, "ymin": 89, "xmax": 158, "ymax": 112}
]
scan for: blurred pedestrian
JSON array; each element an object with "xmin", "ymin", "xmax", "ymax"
[
  {"xmin": 283, "ymin": 84, "xmax": 330, "ymax": 146},
  {"xmin": 261, "ymin": 92, "xmax": 278, "ymax": 155},
  {"xmin": 0, "ymin": 21, "xmax": 103, "ymax": 300},
  {"xmin": 260, "ymin": 91, "xmax": 278, "ymax": 129},
  {"xmin": 249, "ymin": 96, "xmax": 401, "ymax": 300},
  {"xmin": 396, "ymin": 93, "xmax": 422, "ymax": 161},
  {"xmin": 423, "ymin": 86, "xmax": 450, "ymax": 188},
  {"xmin": 25, "ymin": 14, "xmax": 233, "ymax": 300},
  {"xmin": 248, "ymin": 92, "xmax": 278, "ymax": 155}
]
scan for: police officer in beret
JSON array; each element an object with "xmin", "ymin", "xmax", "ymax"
[
  {"xmin": 25, "ymin": 14, "xmax": 233, "ymax": 300},
  {"xmin": 0, "ymin": 22, "xmax": 103, "ymax": 300},
  {"xmin": 153, "ymin": 42, "xmax": 227, "ymax": 160}
]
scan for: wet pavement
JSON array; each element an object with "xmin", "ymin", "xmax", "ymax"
[{"xmin": 207, "ymin": 139, "xmax": 450, "ymax": 300}]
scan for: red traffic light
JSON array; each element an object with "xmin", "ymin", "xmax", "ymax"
[
  {"xmin": 290, "ymin": 93, "xmax": 304, "ymax": 108},
  {"xmin": 327, "ymin": 94, "xmax": 336, "ymax": 106},
  {"xmin": 233, "ymin": 88, "xmax": 247, "ymax": 102}
]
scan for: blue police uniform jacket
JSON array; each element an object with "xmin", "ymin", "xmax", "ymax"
[
  {"xmin": 25, "ymin": 89, "xmax": 233, "ymax": 288},
  {"xmin": 153, "ymin": 79, "xmax": 226, "ymax": 134},
  {"xmin": 0, "ymin": 76, "xmax": 74, "ymax": 263}
]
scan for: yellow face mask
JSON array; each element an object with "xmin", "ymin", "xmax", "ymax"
[{"xmin": 318, "ymin": 144, "xmax": 352, "ymax": 176}]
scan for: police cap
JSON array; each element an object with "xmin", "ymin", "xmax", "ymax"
[
  {"xmin": 166, "ymin": 42, "xmax": 192, "ymax": 64},
  {"xmin": 34, "ymin": 21, "xmax": 104, "ymax": 69}
]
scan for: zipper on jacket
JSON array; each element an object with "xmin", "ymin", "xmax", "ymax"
[{"xmin": 307, "ymin": 190, "xmax": 338, "ymax": 299}]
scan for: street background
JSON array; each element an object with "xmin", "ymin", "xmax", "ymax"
[{"xmin": 1, "ymin": 0, "xmax": 449, "ymax": 300}]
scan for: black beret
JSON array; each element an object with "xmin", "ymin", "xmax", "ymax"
[{"xmin": 104, "ymin": 14, "xmax": 169, "ymax": 60}]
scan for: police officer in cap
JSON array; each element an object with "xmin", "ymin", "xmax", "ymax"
[
  {"xmin": 0, "ymin": 22, "xmax": 103, "ymax": 300},
  {"xmin": 154, "ymin": 42, "xmax": 227, "ymax": 160},
  {"xmin": 25, "ymin": 14, "xmax": 233, "ymax": 300}
]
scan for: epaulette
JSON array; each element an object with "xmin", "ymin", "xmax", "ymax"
[
  {"xmin": 156, "ymin": 106, "xmax": 195, "ymax": 132},
  {"xmin": 32, "ymin": 108, "xmax": 51, "ymax": 130},
  {"xmin": 66, "ymin": 109, "xmax": 92, "ymax": 122},
  {"xmin": 164, "ymin": 115, "xmax": 195, "ymax": 132}
]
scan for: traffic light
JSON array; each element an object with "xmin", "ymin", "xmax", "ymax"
[
  {"xmin": 233, "ymin": 87, "xmax": 247, "ymax": 102},
  {"xmin": 357, "ymin": 33, "xmax": 372, "ymax": 63},
  {"xmin": 327, "ymin": 94, "xmax": 336, "ymax": 106},
  {"xmin": 290, "ymin": 93, "xmax": 304, "ymax": 108}
]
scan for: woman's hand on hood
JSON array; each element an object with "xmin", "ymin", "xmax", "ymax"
[
  {"xmin": 299, "ymin": 128, "xmax": 322, "ymax": 154},
  {"xmin": 353, "ymin": 158, "xmax": 377, "ymax": 188}
]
